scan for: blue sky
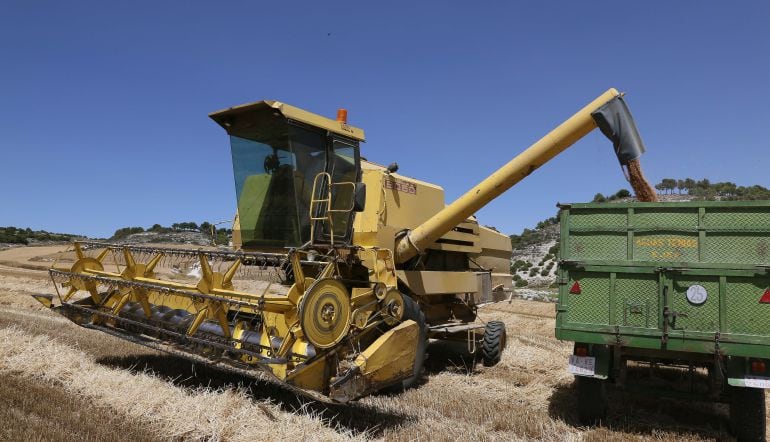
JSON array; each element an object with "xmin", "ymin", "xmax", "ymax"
[{"xmin": 1, "ymin": 1, "xmax": 769, "ymax": 238}]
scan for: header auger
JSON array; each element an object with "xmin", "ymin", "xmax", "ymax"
[{"xmin": 39, "ymin": 89, "xmax": 653, "ymax": 402}]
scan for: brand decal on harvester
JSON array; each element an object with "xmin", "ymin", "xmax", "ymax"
[{"xmin": 384, "ymin": 177, "xmax": 417, "ymax": 195}]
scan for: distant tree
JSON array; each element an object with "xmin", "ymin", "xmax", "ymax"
[
  {"xmin": 592, "ymin": 193, "xmax": 606, "ymax": 203},
  {"xmin": 721, "ymin": 182, "xmax": 737, "ymax": 197},
  {"xmin": 173, "ymin": 222, "xmax": 199, "ymax": 231},
  {"xmin": 148, "ymin": 223, "xmax": 171, "ymax": 233},
  {"xmin": 661, "ymin": 178, "xmax": 677, "ymax": 194},
  {"xmin": 683, "ymin": 178, "xmax": 696, "ymax": 195},
  {"xmin": 614, "ymin": 189, "xmax": 631, "ymax": 199}
]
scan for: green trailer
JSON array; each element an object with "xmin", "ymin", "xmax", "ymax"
[{"xmin": 555, "ymin": 200, "xmax": 770, "ymax": 440}]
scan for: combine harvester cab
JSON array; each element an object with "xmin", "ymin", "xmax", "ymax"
[
  {"xmin": 556, "ymin": 201, "xmax": 770, "ymax": 440},
  {"xmin": 39, "ymin": 89, "xmax": 652, "ymax": 402}
]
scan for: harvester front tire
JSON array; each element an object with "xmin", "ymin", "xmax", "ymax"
[
  {"xmin": 400, "ymin": 295, "xmax": 427, "ymax": 390},
  {"xmin": 729, "ymin": 386, "xmax": 766, "ymax": 442},
  {"xmin": 481, "ymin": 320, "xmax": 506, "ymax": 367},
  {"xmin": 576, "ymin": 376, "xmax": 607, "ymax": 425}
]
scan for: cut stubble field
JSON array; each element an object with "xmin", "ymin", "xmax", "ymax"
[{"xmin": 0, "ymin": 246, "xmax": 764, "ymax": 441}]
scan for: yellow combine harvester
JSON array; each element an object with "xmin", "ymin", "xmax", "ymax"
[{"xmin": 38, "ymin": 88, "xmax": 648, "ymax": 402}]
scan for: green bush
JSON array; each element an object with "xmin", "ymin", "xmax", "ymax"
[
  {"xmin": 214, "ymin": 229, "xmax": 231, "ymax": 245},
  {"xmin": 0, "ymin": 226, "xmax": 76, "ymax": 244},
  {"xmin": 512, "ymin": 274, "xmax": 522, "ymax": 282},
  {"xmin": 112, "ymin": 227, "xmax": 145, "ymax": 240},
  {"xmin": 540, "ymin": 269, "xmax": 550, "ymax": 277},
  {"xmin": 529, "ymin": 267, "xmax": 539, "ymax": 277},
  {"xmin": 548, "ymin": 244, "xmax": 560, "ymax": 256},
  {"xmin": 511, "ymin": 259, "xmax": 527, "ymax": 272},
  {"xmin": 148, "ymin": 224, "xmax": 172, "ymax": 233},
  {"xmin": 515, "ymin": 279, "xmax": 529, "ymax": 287}
]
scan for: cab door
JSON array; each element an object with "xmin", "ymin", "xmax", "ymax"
[{"xmin": 311, "ymin": 136, "xmax": 361, "ymax": 246}]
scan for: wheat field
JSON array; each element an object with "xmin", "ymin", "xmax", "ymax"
[{"xmin": 0, "ymin": 246, "xmax": 764, "ymax": 441}]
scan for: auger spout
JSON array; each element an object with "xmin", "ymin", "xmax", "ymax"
[{"xmin": 394, "ymin": 88, "xmax": 649, "ymax": 263}]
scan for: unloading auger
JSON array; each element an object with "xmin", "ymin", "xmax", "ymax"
[{"xmin": 37, "ymin": 88, "xmax": 654, "ymax": 402}]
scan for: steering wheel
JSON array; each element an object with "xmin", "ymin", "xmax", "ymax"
[{"xmin": 263, "ymin": 154, "xmax": 280, "ymax": 174}]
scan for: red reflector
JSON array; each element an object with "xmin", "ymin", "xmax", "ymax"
[
  {"xmin": 760, "ymin": 289, "xmax": 770, "ymax": 304},
  {"xmin": 570, "ymin": 281, "xmax": 582, "ymax": 294},
  {"xmin": 575, "ymin": 346, "xmax": 588, "ymax": 357},
  {"xmin": 751, "ymin": 360, "xmax": 766, "ymax": 374}
]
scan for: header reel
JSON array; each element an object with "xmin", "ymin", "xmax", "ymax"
[{"xmin": 40, "ymin": 241, "xmax": 419, "ymax": 402}]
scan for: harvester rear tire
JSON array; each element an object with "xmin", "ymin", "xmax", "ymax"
[
  {"xmin": 481, "ymin": 321, "xmax": 506, "ymax": 367},
  {"xmin": 729, "ymin": 386, "xmax": 766, "ymax": 442},
  {"xmin": 400, "ymin": 295, "xmax": 427, "ymax": 390},
  {"xmin": 576, "ymin": 376, "xmax": 607, "ymax": 425}
]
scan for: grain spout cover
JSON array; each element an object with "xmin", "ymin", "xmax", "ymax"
[{"xmin": 591, "ymin": 96, "xmax": 646, "ymax": 165}]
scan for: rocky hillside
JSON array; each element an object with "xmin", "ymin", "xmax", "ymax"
[
  {"xmin": 110, "ymin": 222, "xmax": 232, "ymax": 247},
  {"xmin": 114, "ymin": 230, "xmax": 216, "ymax": 247},
  {"xmin": 510, "ymin": 222, "xmax": 559, "ymax": 290}
]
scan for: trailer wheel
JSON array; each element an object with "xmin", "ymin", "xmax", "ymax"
[
  {"xmin": 576, "ymin": 376, "xmax": 607, "ymax": 425},
  {"xmin": 481, "ymin": 321, "xmax": 506, "ymax": 367},
  {"xmin": 400, "ymin": 295, "xmax": 427, "ymax": 389},
  {"xmin": 730, "ymin": 386, "xmax": 766, "ymax": 442}
]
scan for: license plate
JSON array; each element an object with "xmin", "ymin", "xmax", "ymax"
[
  {"xmin": 744, "ymin": 376, "xmax": 770, "ymax": 389},
  {"xmin": 568, "ymin": 355, "xmax": 596, "ymax": 376}
]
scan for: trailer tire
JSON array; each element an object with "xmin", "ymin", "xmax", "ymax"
[
  {"xmin": 730, "ymin": 386, "xmax": 766, "ymax": 442},
  {"xmin": 400, "ymin": 295, "xmax": 427, "ymax": 390},
  {"xmin": 481, "ymin": 321, "xmax": 506, "ymax": 367},
  {"xmin": 576, "ymin": 376, "xmax": 607, "ymax": 425}
]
